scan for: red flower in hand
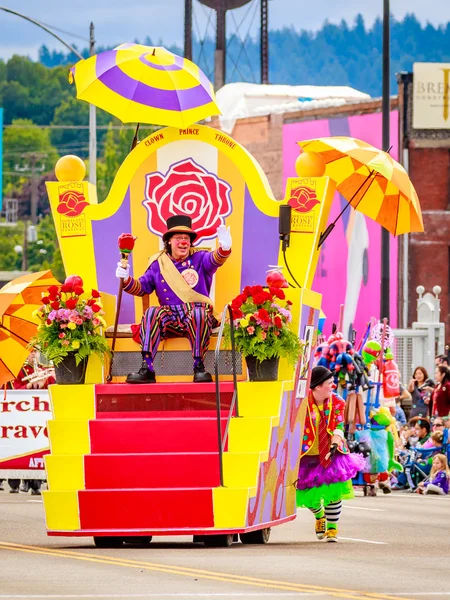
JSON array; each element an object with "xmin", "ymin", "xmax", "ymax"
[
  {"xmin": 118, "ymin": 233, "xmax": 137, "ymax": 254},
  {"xmin": 65, "ymin": 298, "xmax": 78, "ymax": 310},
  {"xmin": 91, "ymin": 289, "xmax": 100, "ymax": 298}
]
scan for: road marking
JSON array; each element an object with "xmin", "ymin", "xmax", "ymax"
[
  {"xmin": 339, "ymin": 538, "xmax": 387, "ymax": 545},
  {"xmin": 343, "ymin": 506, "xmax": 386, "ymax": 512},
  {"xmin": 382, "ymin": 594, "xmax": 450, "ymax": 597},
  {"xmin": 0, "ymin": 541, "xmax": 409, "ymax": 600}
]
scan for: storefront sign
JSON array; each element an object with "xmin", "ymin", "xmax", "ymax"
[{"xmin": 413, "ymin": 62, "xmax": 450, "ymax": 129}]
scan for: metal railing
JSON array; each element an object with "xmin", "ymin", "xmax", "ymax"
[{"xmin": 214, "ymin": 304, "xmax": 239, "ymax": 486}]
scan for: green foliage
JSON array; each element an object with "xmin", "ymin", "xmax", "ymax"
[
  {"xmin": 30, "ymin": 285, "xmax": 110, "ymax": 366},
  {"xmin": 224, "ymin": 285, "xmax": 302, "ymax": 367}
]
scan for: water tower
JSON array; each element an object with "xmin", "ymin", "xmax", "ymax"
[{"xmin": 184, "ymin": 0, "xmax": 269, "ymax": 89}]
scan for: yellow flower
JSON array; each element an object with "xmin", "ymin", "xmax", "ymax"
[
  {"xmin": 32, "ymin": 309, "xmax": 40, "ymax": 318},
  {"xmin": 98, "ymin": 317, "xmax": 107, "ymax": 327},
  {"xmin": 71, "ymin": 340, "xmax": 80, "ymax": 350},
  {"xmin": 67, "ymin": 322, "xmax": 76, "ymax": 330},
  {"xmin": 239, "ymin": 318, "xmax": 249, "ymax": 328}
]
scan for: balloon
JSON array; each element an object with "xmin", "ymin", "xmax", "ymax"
[{"xmin": 64, "ymin": 275, "xmax": 83, "ymax": 291}]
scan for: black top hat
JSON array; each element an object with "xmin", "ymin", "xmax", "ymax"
[
  {"xmin": 310, "ymin": 366, "xmax": 333, "ymax": 389},
  {"xmin": 162, "ymin": 215, "xmax": 197, "ymax": 243}
]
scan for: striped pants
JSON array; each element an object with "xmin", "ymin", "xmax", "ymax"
[{"xmin": 140, "ymin": 302, "xmax": 216, "ymax": 361}]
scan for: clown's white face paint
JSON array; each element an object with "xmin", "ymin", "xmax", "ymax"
[
  {"xmin": 170, "ymin": 234, "xmax": 191, "ymax": 261},
  {"xmin": 312, "ymin": 377, "xmax": 334, "ymax": 404}
]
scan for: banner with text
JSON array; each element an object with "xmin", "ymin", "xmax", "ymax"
[{"xmin": 0, "ymin": 390, "xmax": 50, "ymax": 479}]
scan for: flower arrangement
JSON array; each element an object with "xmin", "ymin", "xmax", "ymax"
[
  {"xmin": 30, "ymin": 275, "xmax": 110, "ymax": 366},
  {"xmin": 225, "ymin": 278, "xmax": 302, "ymax": 367}
]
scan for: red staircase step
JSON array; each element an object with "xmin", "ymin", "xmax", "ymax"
[
  {"xmin": 95, "ymin": 382, "xmax": 235, "ymax": 414},
  {"xmin": 89, "ymin": 418, "xmax": 227, "ymax": 453},
  {"xmin": 84, "ymin": 453, "xmax": 221, "ymax": 489},
  {"xmin": 78, "ymin": 488, "xmax": 214, "ymax": 529}
]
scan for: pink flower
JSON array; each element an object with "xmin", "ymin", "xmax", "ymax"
[
  {"xmin": 75, "ymin": 317, "xmax": 83, "ymax": 325},
  {"xmin": 261, "ymin": 331, "xmax": 267, "ymax": 340},
  {"xmin": 61, "ymin": 340, "xmax": 70, "ymax": 346},
  {"xmin": 247, "ymin": 326, "xmax": 255, "ymax": 335},
  {"xmin": 69, "ymin": 313, "xmax": 78, "ymax": 323},
  {"xmin": 92, "ymin": 318, "xmax": 100, "ymax": 326},
  {"xmin": 58, "ymin": 333, "xmax": 65, "ymax": 339}
]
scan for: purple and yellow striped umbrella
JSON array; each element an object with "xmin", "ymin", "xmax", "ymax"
[{"xmin": 69, "ymin": 43, "xmax": 220, "ymax": 128}]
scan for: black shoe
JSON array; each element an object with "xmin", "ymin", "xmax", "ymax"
[
  {"xmin": 193, "ymin": 361, "xmax": 213, "ymax": 383},
  {"xmin": 126, "ymin": 361, "xmax": 156, "ymax": 384}
]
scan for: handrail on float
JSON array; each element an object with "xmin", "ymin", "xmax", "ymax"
[{"xmin": 214, "ymin": 304, "xmax": 239, "ymax": 487}]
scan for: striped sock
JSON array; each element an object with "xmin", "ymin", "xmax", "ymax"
[
  {"xmin": 324, "ymin": 500, "xmax": 342, "ymax": 530},
  {"xmin": 309, "ymin": 505, "xmax": 325, "ymax": 520}
]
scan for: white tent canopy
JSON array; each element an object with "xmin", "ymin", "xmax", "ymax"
[{"xmin": 215, "ymin": 82, "xmax": 371, "ymax": 133}]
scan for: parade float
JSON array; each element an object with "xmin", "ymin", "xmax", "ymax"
[{"xmin": 0, "ymin": 44, "xmax": 423, "ymax": 546}]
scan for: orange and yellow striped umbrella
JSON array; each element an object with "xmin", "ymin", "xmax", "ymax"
[
  {"xmin": 298, "ymin": 136, "xmax": 423, "ymax": 235},
  {"xmin": 0, "ymin": 270, "xmax": 60, "ymax": 386}
]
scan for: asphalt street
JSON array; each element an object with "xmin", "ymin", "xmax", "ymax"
[{"xmin": 0, "ymin": 487, "xmax": 449, "ymax": 600}]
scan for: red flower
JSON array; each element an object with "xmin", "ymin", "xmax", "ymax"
[
  {"xmin": 288, "ymin": 186, "xmax": 320, "ymax": 213},
  {"xmin": 87, "ymin": 298, "xmax": 96, "ymax": 306},
  {"xmin": 46, "ymin": 319, "xmax": 52, "ymax": 325},
  {"xmin": 73, "ymin": 286, "xmax": 84, "ymax": 296},
  {"xmin": 143, "ymin": 158, "xmax": 232, "ymax": 246},
  {"xmin": 251, "ymin": 285, "xmax": 264, "ymax": 295},
  {"xmin": 48, "ymin": 285, "xmax": 59, "ymax": 295},
  {"xmin": 287, "ymin": 300, "xmax": 293, "ymax": 306},
  {"xmin": 41, "ymin": 296, "xmax": 50, "ymax": 305},
  {"xmin": 65, "ymin": 298, "xmax": 78, "ymax": 310},
  {"xmin": 50, "ymin": 301, "xmax": 60, "ymax": 310},
  {"xmin": 257, "ymin": 308, "xmax": 270, "ymax": 322},
  {"xmin": 274, "ymin": 315, "xmax": 283, "ymax": 328},
  {"xmin": 58, "ymin": 333, "xmax": 65, "ymax": 339},
  {"xmin": 60, "ymin": 284, "xmax": 72, "ymax": 293},
  {"xmin": 231, "ymin": 294, "xmax": 247, "ymax": 310},
  {"xmin": 57, "ymin": 190, "xmax": 89, "ymax": 217},
  {"xmin": 118, "ymin": 233, "xmax": 137, "ymax": 254},
  {"xmin": 270, "ymin": 287, "xmax": 286, "ymax": 300},
  {"xmin": 253, "ymin": 291, "xmax": 271, "ymax": 305},
  {"xmin": 232, "ymin": 308, "xmax": 243, "ymax": 320},
  {"xmin": 92, "ymin": 304, "xmax": 101, "ymax": 313},
  {"xmin": 243, "ymin": 286, "xmax": 252, "ymax": 297},
  {"xmin": 91, "ymin": 289, "xmax": 101, "ymax": 298}
]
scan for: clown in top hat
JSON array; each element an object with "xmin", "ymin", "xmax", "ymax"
[{"xmin": 116, "ymin": 215, "xmax": 232, "ymax": 383}]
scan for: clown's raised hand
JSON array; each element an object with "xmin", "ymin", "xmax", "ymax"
[{"xmin": 217, "ymin": 224, "xmax": 232, "ymax": 251}]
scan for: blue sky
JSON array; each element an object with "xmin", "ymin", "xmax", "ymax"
[{"xmin": 0, "ymin": 0, "xmax": 449, "ymax": 60}]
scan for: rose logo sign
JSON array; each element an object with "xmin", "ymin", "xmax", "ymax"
[
  {"xmin": 57, "ymin": 190, "xmax": 89, "ymax": 217},
  {"xmin": 143, "ymin": 158, "xmax": 232, "ymax": 245},
  {"xmin": 288, "ymin": 186, "xmax": 320, "ymax": 214}
]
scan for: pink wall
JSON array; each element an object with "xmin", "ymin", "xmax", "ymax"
[{"xmin": 283, "ymin": 112, "xmax": 399, "ymax": 340}]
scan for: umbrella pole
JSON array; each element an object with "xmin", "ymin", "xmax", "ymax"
[
  {"xmin": 318, "ymin": 169, "xmax": 376, "ymax": 248},
  {"xmin": 130, "ymin": 123, "xmax": 140, "ymax": 151}
]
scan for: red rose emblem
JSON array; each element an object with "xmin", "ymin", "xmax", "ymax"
[
  {"xmin": 57, "ymin": 190, "xmax": 89, "ymax": 217},
  {"xmin": 288, "ymin": 186, "xmax": 320, "ymax": 213},
  {"xmin": 143, "ymin": 158, "xmax": 232, "ymax": 245}
]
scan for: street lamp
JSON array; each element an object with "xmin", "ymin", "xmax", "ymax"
[
  {"xmin": 381, "ymin": 0, "xmax": 390, "ymax": 321},
  {"xmin": 0, "ymin": 7, "xmax": 97, "ymax": 186}
]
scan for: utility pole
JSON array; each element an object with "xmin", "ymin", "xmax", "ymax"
[
  {"xmin": 184, "ymin": 0, "xmax": 193, "ymax": 60},
  {"xmin": 215, "ymin": 0, "xmax": 226, "ymax": 90},
  {"xmin": 30, "ymin": 153, "xmax": 38, "ymax": 225},
  {"xmin": 381, "ymin": 0, "xmax": 390, "ymax": 321},
  {"xmin": 260, "ymin": 0, "xmax": 269, "ymax": 84},
  {"xmin": 22, "ymin": 220, "xmax": 29, "ymax": 271},
  {"xmin": 89, "ymin": 22, "xmax": 97, "ymax": 186}
]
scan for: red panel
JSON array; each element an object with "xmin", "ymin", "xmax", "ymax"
[
  {"xmin": 78, "ymin": 488, "xmax": 214, "ymax": 529},
  {"xmin": 95, "ymin": 382, "xmax": 235, "ymax": 395},
  {"xmin": 96, "ymin": 410, "xmax": 230, "ymax": 420},
  {"xmin": 89, "ymin": 418, "xmax": 227, "ymax": 453},
  {"xmin": 84, "ymin": 453, "xmax": 221, "ymax": 489}
]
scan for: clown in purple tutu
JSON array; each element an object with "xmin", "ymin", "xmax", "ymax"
[{"xmin": 296, "ymin": 366, "xmax": 365, "ymax": 542}]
